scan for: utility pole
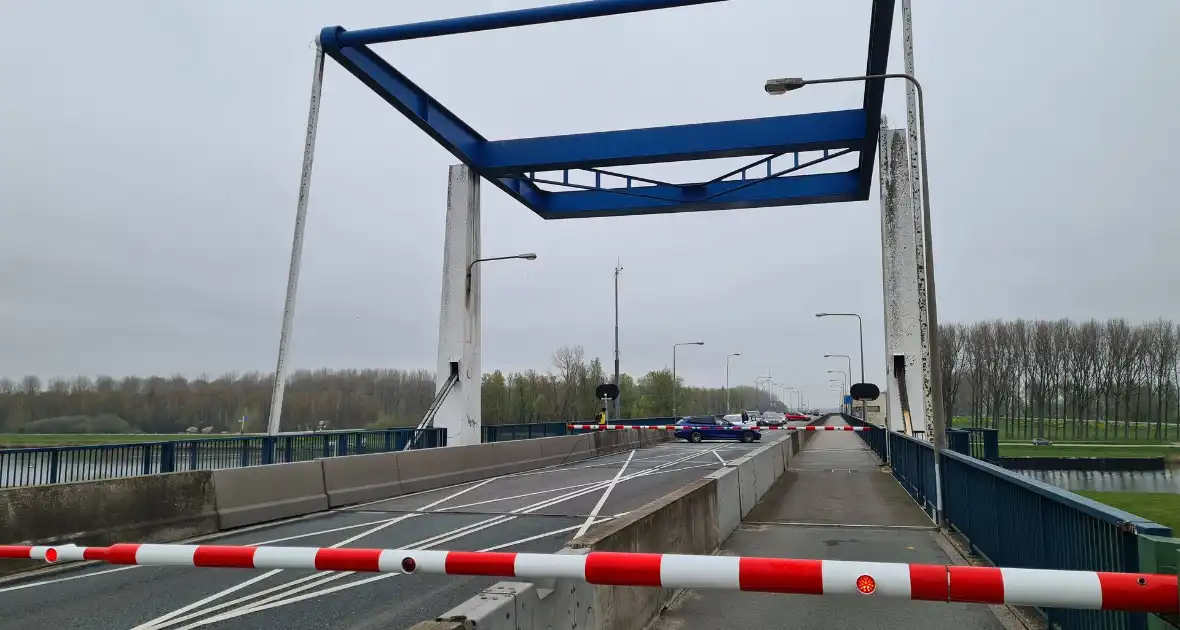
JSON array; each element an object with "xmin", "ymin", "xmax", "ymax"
[{"xmin": 613, "ymin": 260, "xmax": 622, "ymax": 419}]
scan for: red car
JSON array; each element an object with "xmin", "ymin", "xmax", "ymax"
[{"xmin": 784, "ymin": 412, "xmax": 809, "ymax": 421}]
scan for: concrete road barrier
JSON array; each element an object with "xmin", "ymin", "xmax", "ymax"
[
  {"xmin": 536, "ymin": 434, "xmax": 595, "ymax": 467},
  {"xmin": 212, "ymin": 460, "xmax": 329, "ymax": 528},
  {"xmin": 0, "ymin": 471, "xmax": 217, "ymax": 577},
  {"xmin": 708, "ymin": 466, "xmax": 741, "ymax": 541},
  {"xmin": 319, "ymin": 451, "xmax": 404, "ymax": 509},
  {"xmin": 419, "ymin": 429, "xmax": 796, "ymax": 630},
  {"xmin": 396, "ymin": 444, "xmax": 492, "ymax": 494}
]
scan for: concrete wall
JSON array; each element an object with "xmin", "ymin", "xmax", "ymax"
[
  {"xmin": 417, "ymin": 425, "xmax": 808, "ymax": 630},
  {"xmin": 0, "ymin": 471, "xmax": 217, "ymax": 576},
  {"xmin": 213, "ymin": 461, "xmax": 329, "ymax": 529},
  {"xmin": 0, "ymin": 430, "xmax": 672, "ymax": 578}
]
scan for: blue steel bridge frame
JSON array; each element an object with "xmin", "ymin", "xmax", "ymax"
[{"xmin": 318, "ymin": 0, "xmax": 895, "ymax": 219}]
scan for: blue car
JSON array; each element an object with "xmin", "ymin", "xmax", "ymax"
[{"xmin": 674, "ymin": 416, "xmax": 761, "ymax": 443}]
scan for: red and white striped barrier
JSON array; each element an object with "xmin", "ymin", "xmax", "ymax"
[
  {"xmin": 567, "ymin": 424, "xmax": 679, "ymax": 430},
  {"xmin": 3, "ymin": 544, "xmax": 1175, "ymax": 614},
  {"xmin": 566, "ymin": 424, "xmax": 869, "ymax": 432}
]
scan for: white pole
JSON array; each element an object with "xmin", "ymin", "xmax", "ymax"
[{"xmin": 265, "ymin": 42, "xmax": 325, "ymax": 436}]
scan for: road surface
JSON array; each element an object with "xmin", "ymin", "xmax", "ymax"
[{"xmin": 0, "ymin": 434, "xmax": 787, "ymax": 629}]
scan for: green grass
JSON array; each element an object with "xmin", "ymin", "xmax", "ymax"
[
  {"xmin": 1075, "ymin": 491, "xmax": 1180, "ymax": 533},
  {"xmin": 0, "ymin": 433, "xmax": 219, "ymax": 447},
  {"xmin": 1000, "ymin": 444, "xmax": 1180, "ymax": 459}
]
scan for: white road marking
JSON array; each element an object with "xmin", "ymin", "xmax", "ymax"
[
  {"xmin": 1, "ymin": 448, "xmax": 722, "ymax": 596},
  {"xmin": 573, "ymin": 449, "xmax": 635, "ymax": 540},
  {"xmin": 131, "ymin": 478, "xmax": 499, "ymax": 630},
  {"xmin": 0, "ymin": 565, "xmax": 139, "ymax": 594},
  {"xmin": 140, "ymin": 446, "xmax": 724, "ymax": 627},
  {"xmin": 167, "ymin": 516, "xmax": 619, "ymax": 629},
  {"xmin": 713, "ymin": 450, "xmax": 726, "ymax": 464}
]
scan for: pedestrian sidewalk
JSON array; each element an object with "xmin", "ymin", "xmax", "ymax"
[{"xmin": 652, "ymin": 421, "xmax": 1012, "ymax": 630}]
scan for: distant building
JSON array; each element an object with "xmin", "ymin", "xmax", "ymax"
[{"xmin": 854, "ymin": 390, "xmax": 888, "ymax": 426}]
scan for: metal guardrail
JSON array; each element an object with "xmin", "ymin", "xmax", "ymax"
[
  {"xmin": 844, "ymin": 415, "xmax": 1175, "ymax": 630},
  {"xmin": 0, "ymin": 428, "xmax": 446, "ymax": 489},
  {"xmin": 0, "ymin": 416, "xmax": 668, "ymax": 488},
  {"xmin": 481, "ymin": 422, "xmax": 567, "ymax": 442}
]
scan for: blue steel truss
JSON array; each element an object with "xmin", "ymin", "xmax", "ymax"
[{"xmin": 318, "ymin": 0, "xmax": 895, "ymax": 219}]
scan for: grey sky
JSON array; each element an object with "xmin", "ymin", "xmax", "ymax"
[{"xmin": 1, "ymin": 0, "xmax": 1177, "ymax": 408}]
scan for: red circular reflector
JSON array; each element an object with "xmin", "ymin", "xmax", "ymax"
[
  {"xmin": 401, "ymin": 557, "xmax": 417, "ymax": 574},
  {"xmin": 856, "ymin": 574, "xmax": 876, "ymax": 594},
  {"xmin": 45, "ymin": 548, "xmax": 58, "ymax": 563}
]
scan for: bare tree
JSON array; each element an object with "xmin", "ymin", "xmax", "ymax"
[
  {"xmin": 938, "ymin": 322, "xmax": 968, "ymax": 425},
  {"xmin": 1066, "ymin": 320, "xmax": 1101, "ymax": 438}
]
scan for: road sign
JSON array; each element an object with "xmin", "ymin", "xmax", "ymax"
[
  {"xmin": 596, "ymin": 383, "xmax": 620, "ymax": 400},
  {"xmin": 850, "ymin": 383, "xmax": 881, "ymax": 401},
  {"xmin": 843, "ymin": 395, "xmax": 853, "ymax": 406}
]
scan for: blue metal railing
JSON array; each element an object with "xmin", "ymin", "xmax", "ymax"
[
  {"xmin": 844, "ymin": 415, "xmax": 1173, "ymax": 630},
  {"xmin": 482, "ymin": 422, "xmax": 567, "ymax": 442},
  {"xmin": 0, "ymin": 428, "xmax": 446, "ymax": 489},
  {"xmin": 940, "ymin": 449, "xmax": 1172, "ymax": 630}
]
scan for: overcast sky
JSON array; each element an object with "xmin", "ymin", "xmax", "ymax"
[{"xmin": 1, "ymin": 0, "xmax": 1178, "ymax": 408}]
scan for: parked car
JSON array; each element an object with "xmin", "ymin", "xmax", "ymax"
[
  {"xmin": 722, "ymin": 413, "xmax": 758, "ymax": 427},
  {"xmin": 760, "ymin": 412, "xmax": 785, "ymax": 426},
  {"xmin": 674, "ymin": 416, "xmax": 761, "ymax": 443}
]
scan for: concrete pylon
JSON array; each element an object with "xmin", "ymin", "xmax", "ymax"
[
  {"xmin": 435, "ymin": 164, "xmax": 482, "ymax": 446},
  {"xmin": 878, "ymin": 125, "xmax": 929, "ymax": 436}
]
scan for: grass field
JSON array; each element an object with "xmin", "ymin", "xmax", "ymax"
[
  {"xmin": 1000, "ymin": 443, "xmax": 1180, "ymax": 459},
  {"xmin": 0, "ymin": 433, "xmax": 221, "ymax": 448},
  {"xmin": 1075, "ymin": 491, "xmax": 1180, "ymax": 533}
]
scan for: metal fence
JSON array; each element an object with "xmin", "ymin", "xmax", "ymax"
[
  {"xmin": 482, "ymin": 422, "xmax": 567, "ymax": 442},
  {"xmin": 845, "ymin": 416, "xmax": 1174, "ymax": 630},
  {"xmin": 0, "ymin": 428, "xmax": 446, "ymax": 489}
]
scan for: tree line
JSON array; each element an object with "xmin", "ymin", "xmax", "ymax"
[
  {"xmin": 939, "ymin": 318, "xmax": 1180, "ymax": 440},
  {"xmin": 0, "ymin": 345, "xmax": 781, "ymax": 434}
]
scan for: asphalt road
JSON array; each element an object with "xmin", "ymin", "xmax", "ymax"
[{"xmin": 0, "ymin": 434, "xmax": 787, "ymax": 630}]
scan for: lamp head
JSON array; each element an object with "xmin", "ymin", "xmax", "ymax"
[
  {"xmin": 519, "ymin": 253, "xmax": 538, "ymax": 260},
  {"xmin": 765, "ymin": 77, "xmax": 805, "ymax": 95}
]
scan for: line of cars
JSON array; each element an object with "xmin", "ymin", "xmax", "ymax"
[{"xmin": 672, "ymin": 410, "xmax": 818, "ymax": 443}]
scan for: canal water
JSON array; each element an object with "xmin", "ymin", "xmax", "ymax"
[{"xmin": 1013, "ymin": 468, "xmax": 1180, "ymax": 494}]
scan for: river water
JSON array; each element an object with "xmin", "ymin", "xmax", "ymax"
[{"xmin": 1013, "ymin": 468, "xmax": 1180, "ymax": 494}]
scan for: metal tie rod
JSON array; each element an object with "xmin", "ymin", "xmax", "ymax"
[{"xmin": 3, "ymin": 544, "xmax": 1175, "ymax": 614}]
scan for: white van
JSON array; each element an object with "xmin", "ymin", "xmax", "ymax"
[{"xmin": 724, "ymin": 413, "xmax": 757, "ymax": 427}]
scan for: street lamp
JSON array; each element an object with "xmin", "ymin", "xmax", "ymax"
[
  {"xmin": 774, "ymin": 72, "xmax": 945, "ymax": 516},
  {"xmin": 725, "ymin": 353, "xmax": 741, "ymax": 412},
  {"xmin": 828, "ymin": 370, "xmax": 848, "ymax": 413},
  {"xmin": 824, "ymin": 354, "xmax": 854, "ymax": 409},
  {"xmin": 785, "ymin": 386, "xmax": 799, "ymax": 411},
  {"xmin": 467, "ymin": 253, "xmax": 537, "ymax": 295},
  {"xmin": 613, "ymin": 261, "xmax": 623, "ymax": 419},
  {"xmin": 754, "ymin": 375, "xmax": 772, "ymax": 413},
  {"xmin": 817, "ymin": 314, "xmax": 865, "ymax": 420},
  {"xmin": 672, "ymin": 341, "xmax": 704, "ymax": 416}
]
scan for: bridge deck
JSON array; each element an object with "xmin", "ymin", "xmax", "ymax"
[
  {"xmin": 0, "ymin": 437, "xmax": 785, "ymax": 629},
  {"xmin": 653, "ymin": 423, "xmax": 1015, "ymax": 630}
]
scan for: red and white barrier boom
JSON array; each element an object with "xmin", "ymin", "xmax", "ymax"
[
  {"xmin": 2, "ymin": 544, "xmax": 1175, "ymax": 614},
  {"xmin": 566, "ymin": 424, "xmax": 868, "ymax": 431}
]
